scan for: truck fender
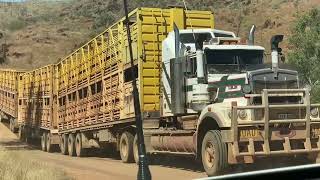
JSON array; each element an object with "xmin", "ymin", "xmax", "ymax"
[{"xmin": 195, "ymin": 111, "xmax": 223, "ymax": 158}]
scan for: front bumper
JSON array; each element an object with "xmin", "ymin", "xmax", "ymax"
[{"xmin": 228, "ymin": 89, "xmax": 320, "ymax": 157}]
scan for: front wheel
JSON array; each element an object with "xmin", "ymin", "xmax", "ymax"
[{"xmin": 201, "ymin": 130, "xmax": 227, "ymax": 176}]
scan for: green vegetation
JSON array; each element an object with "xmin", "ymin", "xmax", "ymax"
[
  {"xmin": 288, "ymin": 8, "xmax": 320, "ymax": 102},
  {"xmin": 6, "ymin": 18, "xmax": 26, "ymax": 31},
  {"xmin": 0, "ymin": 147, "xmax": 71, "ymax": 180}
]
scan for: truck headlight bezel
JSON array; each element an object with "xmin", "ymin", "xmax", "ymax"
[
  {"xmin": 238, "ymin": 110, "xmax": 247, "ymax": 120},
  {"xmin": 311, "ymin": 107, "xmax": 319, "ymax": 118},
  {"xmin": 242, "ymin": 84, "xmax": 252, "ymax": 94}
]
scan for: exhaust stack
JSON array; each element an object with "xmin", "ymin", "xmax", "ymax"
[{"xmin": 248, "ymin": 25, "xmax": 256, "ymax": 45}]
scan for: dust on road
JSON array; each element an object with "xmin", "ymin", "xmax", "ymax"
[
  {"xmin": 0, "ymin": 122, "xmax": 312, "ymax": 180},
  {"xmin": 0, "ymin": 122, "xmax": 206, "ymax": 180}
]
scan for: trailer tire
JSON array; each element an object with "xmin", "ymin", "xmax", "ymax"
[
  {"xmin": 133, "ymin": 134, "xmax": 139, "ymax": 164},
  {"xmin": 9, "ymin": 118, "xmax": 17, "ymax": 133},
  {"xmin": 68, "ymin": 134, "xmax": 76, "ymax": 156},
  {"xmin": 9, "ymin": 119, "xmax": 14, "ymax": 132},
  {"xmin": 201, "ymin": 130, "xmax": 227, "ymax": 176},
  {"xmin": 18, "ymin": 125, "xmax": 25, "ymax": 141},
  {"xmin": 41, "ymin": 133, "xmax": 47, "ymax": 152},
  {"xmin": 75, "ymin": 133, "xmax": 86, "ymax": 157},
  {"xmin": 60, "ymin": 134, "xmax": 68, "ymax": 155},
  {"xmin": 46, "ymin": 133, "xmax": 53, "ymax": 153},
  {"xmin": 120, "ymin": 131, "xmax": 134, "ymax": 163}
]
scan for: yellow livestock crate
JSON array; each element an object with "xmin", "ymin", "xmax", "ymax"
[
  {"xmin": 18, "ymin": 64, "xmax": 57, "ymax": 129},
  {"xmin": 57, "ymin": 7, "xmax": 214, "ymax": 130},
  {"xmin": 0, "ymin": 69, "xmax": 24, "ymax": 119}
]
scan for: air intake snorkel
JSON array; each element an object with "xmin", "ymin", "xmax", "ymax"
[
  {"xmin": 270, "ymin": 35, "xmax": 284, "ymax": 79},
  {"xmin": 195, "ymin": 34, "xmax": 207, "ymax": 83}
]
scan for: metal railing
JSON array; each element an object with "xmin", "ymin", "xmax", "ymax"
[{"xmin": 231, "ymin": 88, "xmax": 320, "ymax": 156}]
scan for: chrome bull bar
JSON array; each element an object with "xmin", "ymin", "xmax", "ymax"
[{"xmin": 231, "ymin": 88, "xmax": 320, "ymax": 156}]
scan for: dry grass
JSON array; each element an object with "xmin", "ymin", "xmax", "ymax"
[
  {"xmin": 0, "ymin": 0, "xmax": 319, "ymax": 70},
  {"xmin": 0, "ymin": 147, "xmax": 71, "ymax": 180}
]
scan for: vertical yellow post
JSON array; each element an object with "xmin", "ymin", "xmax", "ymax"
[{"xmin": 170, "ymin": 7, "xmax": 185, "ymax": 30}]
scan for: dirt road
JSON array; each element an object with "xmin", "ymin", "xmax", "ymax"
[
  {"xmin": 0, "ymin": 122, "xmax": 312, "ymax": 180},
  {"xmin": 0, "ymin": 122, "xmax": 206, "ymax": 180}
]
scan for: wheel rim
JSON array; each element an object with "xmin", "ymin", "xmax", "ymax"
[
  {"xmin": 204, "ymin": 140, "xmax": 215, "ymax": 168},
  {"xmin": 121, "ymin": 138, "xmax": 128, "ymax": 158}
]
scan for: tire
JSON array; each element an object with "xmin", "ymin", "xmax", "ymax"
[
  {"xmin": 201, "ymin": 130, "xmax": 228, "ymax": 176},
  {"xmin": 10, "ymin": 118, "xmax": 18, "ymax": 133},
  {"xmin": 133, "ymin": 134, "xmax": 139, "ymax": 164},
  {"xmin": 119, "ymin": 131, "xmax": 134, "ymax": 163},
  {"xmin": 68, "ymin": 134, "xmax": 76, "ymax": 156},
  {"xmin": 18, "ymin": 125, "xmax": 25, "ymax": 141},
  {"xmin": 41, "ymin": 133, "xmax": 47, "ymax": 152},
  {"xmin": 75, "ymin": 133, "xmax": 86, "ymax": 157},
  {"xmin": 46, "ymin": 133, "xmax": 53, "ymax": 153},
  {"xmin": 60, "ymin": 134, "xmax": 68, "ymax": 155},
  {"xmin": 9, "ymin": 119, "xmax": 14, "ymax": 132}
]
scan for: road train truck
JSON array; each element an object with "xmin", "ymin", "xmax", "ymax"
[{"xmin": 13, "ymin": 7, "xmax": 320, "ymax": 176}]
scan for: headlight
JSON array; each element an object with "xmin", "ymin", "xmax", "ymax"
[
  {"xmin": 311, "ymin": 108, "xmax": 319, "ymax": 117},
  {"xmin": 238, "ymin": 110, "xmax": 247, "ymax": 119},
  {"xmin": 242, "ymin": 84, "xmax": 251, "ymax": 94}
]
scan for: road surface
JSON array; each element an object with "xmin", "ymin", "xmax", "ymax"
[
  {"xmin": 0, "ymin": 122, "xmax": 312, "ymax": 180},
  {"xmin": 0, "ymin": 122, "xmax": 206, "ymax": 180}
]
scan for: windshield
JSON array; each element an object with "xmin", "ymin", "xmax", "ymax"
[
  {"xmin": 180, "ymin": 33, "xmax": 212, "ymax": 44},
  {"xmin": 205, "ymin": 49, "xmax": 264, "ymax": 73}
]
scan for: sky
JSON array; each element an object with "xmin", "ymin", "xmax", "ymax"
[
  {"xmin": 0, "ymin": 0, "xmax": 26, "ymax": 2},
  {"xmin": 0, "ymin": 0, "xmax": 68, "ymax": 2}
]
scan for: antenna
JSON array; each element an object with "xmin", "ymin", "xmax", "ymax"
[
  {"xmin": 181, "ymin": 0, "xmax": 196, "ymax": 42},
  {"xmin": 123, "ymin": 0, "xmax": 151, "ymax": 180}
]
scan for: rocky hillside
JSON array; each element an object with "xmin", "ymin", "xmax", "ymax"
[{"xmin": 0, "ymin": 0, "xmax": 319, "ymax": 70}]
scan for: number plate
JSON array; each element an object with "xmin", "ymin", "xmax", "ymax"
[
  {"xmin": 240, "ymin": 129, "xmax": 259, "ymax": 138},
  {"xmin": 278, "ymin": 113, "xmax": 292, "ymax": 119}
]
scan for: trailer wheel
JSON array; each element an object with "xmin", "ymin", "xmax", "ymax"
[
  {"xmin": 9, "ymin": 119, "xmax": 14, "ymax": 132},
  {"xmin": 18, "ymin": 125, "xmax": 25, "ymax": 141},
  {"xmin": 68, "ymin": 134, "xmax": 76, "ymax": 156},
  {"xmin": 201, "ymin": 130, "xmax": 227, "ymax": 176},
  {"xmin": 41, "ymin": 133, "xmax": 47, "ymax": 152},
  {"xmin": 60, "ymin": 134, "xmax": 68, "ymax": 155},
  {"xmin": 133, "ymin": 134, "xmax": 139, "ymax": 164},
  {"xmin": 120, "ymin": 131, "xmax": 134, "ymax": 163},
  {"xmin": 75, "ymin": 133, "xmax": 86, "ymax": 157},
  {"xmin": 46, "ymin": 133, "xmax": 53, "ymax": 153},
  {"xmin": 10, "ymin": 118, "xmax": 18, "ymax": 133}
]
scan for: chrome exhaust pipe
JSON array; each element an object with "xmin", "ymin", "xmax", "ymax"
[{"xmin": 248, "ymin": 25, "xmax": 256, "ymax": 45}]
